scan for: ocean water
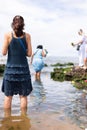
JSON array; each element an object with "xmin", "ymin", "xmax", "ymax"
[
  {"xmin": 0, "ymin": 55, "xmax": 79, "ymax": 65},
  {"xmin": 0, "ymin": 55, "xmax": 87, "ymax": 128},
  {"xmin": 44, "ymin": 55, "xmax": 78, "ymax": 65}
]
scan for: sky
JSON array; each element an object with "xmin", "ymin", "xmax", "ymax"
[{"xmin": 0, "ymin": 0, "xmax": 87, "ymax": 56}]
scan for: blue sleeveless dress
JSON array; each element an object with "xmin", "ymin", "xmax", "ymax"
[
  {"xmin": 32, "ymin": 49, "xmax": 44, "ymax": 72},
  {"xmin": 2, "ymin": 34, "xmax": 32, "ymax": 96}
]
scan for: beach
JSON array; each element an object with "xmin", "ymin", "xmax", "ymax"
[{"xmin": 0, "ymin": 56, "xmax": 86, "ymax": 129}]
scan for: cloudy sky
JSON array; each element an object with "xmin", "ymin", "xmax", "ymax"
[{"xmin": 0, "ymin": 0, "xmax": 87, "ymax": 56}]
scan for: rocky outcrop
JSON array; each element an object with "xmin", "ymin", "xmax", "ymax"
[
  {"xmin": 0, "ymin": 64, "xmax": 5, "ymax": 75},
  {"xmin": 51, "ymin": 66, "xmax": 87, "ymax": 89}
]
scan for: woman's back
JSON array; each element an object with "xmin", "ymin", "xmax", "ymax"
[
  {"xmin": 33, "ymin": 49, "xmax": 43, "ymax": 59},
  {"xmin": 7, "ymin": 35, "xmax": 27, "ymax": 66}
]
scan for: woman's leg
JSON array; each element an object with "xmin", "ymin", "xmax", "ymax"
[
  {"xmin": 78, "ymin": 50, "xmax": 84, "ymax": 66},
  {"xmin": 35, "ymin": 72, "xmax": 41, "ymax": 80},
  {"xmin": 37, "ymin": 72, "xmax": 41, "ymax": 80},
  {"xmin": 83, "ymin": 47, "xmax": 87, "ymax": 68},
  {"xmin": 35, "ymin": 72, "xmax": 37, "ymax": 80},
  {"xmin": 84, "ymin": 57, "xmax": 87, "ymax": 68},
  {"xmin": 4, "ymin": 96, "xmax": 12, "ymax": 117},
  {"xmin": 4, "ymin": 96, "xmax": 12, "ymax": 109},
  {"xmin": 20, "ymin": 96, "xmax": 28, "ymax": 116}
]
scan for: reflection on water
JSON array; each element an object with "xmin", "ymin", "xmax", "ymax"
[
  {"xmin": 0, "ymin": 115, "xmax": 31, "ymax": 130},
  {"xmin": 65, "ymin": 90, "xmax": 87, "ymax": 127},
  {"xmin": 33, "ymin": 79, "xmax": 43, "ymax": 86},
  {"xmin": 31, "ymin": 79, "xmax": 46, "ymax": 106},
  {"xmin": 0, "ymin": 108, "xmax": 31, "ymax": 130}
]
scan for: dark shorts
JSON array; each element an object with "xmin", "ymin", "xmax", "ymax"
[{"xmin": 2, "ymin": 79, "xmax": 33, "ymax": 96}]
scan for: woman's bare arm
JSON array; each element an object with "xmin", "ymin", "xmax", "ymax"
[
  {"xmin": 26, "ymin": 33, "xmax": 32, "ymax": 57},
  {"xmin": 42, "ymin": 50, "xmax": 46, "ymax": 57},
  {"xmin": 2, "ymin": 33, "xmax": 10, "ymax": 55}
]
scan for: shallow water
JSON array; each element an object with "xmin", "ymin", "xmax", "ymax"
[{"xmin": 0, "ymin": 56, "xmax": 87, "ymax": 129}]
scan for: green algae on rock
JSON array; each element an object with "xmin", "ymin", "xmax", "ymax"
[
  {"xmin": 51, "ymin": 62, "xmax": 74, "ymax": 67},
  {"xmin": 51, "ymin": 65, "xmax": 87, "ymax": 89},
  {"xmin": 0, "ymin": 64, "xmax": 5, "ymax": 75}
]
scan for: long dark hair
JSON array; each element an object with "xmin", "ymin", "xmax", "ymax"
[
  {"xmin": 11, "ymin": 15, "xmax": 25, "ymax": 37},
  {"xmin": 37, "ymin": 45, "xmax": 43, "ymax": 49}
]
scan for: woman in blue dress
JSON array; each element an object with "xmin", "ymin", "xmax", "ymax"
[
  {"xmin": 31, "ymin": 45, "xmax": 47, "ymax": 80},
  {"xmin": 1, "ymin": 15, "xmax": 33, "ymax": 116}
]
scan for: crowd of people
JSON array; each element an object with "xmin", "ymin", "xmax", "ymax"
[{"xmin": 71, "ymin": 29, "xmax": 87, "ymax": 69}]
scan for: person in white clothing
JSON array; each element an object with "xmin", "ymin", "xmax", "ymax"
[{"xmin": 72, "ymin": 29, "xmax": 87, "ymax": 68}]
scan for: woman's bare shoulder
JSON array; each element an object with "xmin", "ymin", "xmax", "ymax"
[
  {"xmin": 4, "ymin": 32, "xmax": 12, "ymax": 38},
  {"xmin": 4, "ymin": 32, "xmax": 13, "ymax": 44},
  {"xmin": 25, "ymin": 33, "xmax": 31, "ymax": 39}
]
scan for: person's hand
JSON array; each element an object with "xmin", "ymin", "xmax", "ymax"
[
  {"xmin": 71, "ymin": 42, "xmax": 75, "ymax": 47},
  {"xmin": 44, "ymin": 49, "xmax": 48, "ymax": 54}
]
